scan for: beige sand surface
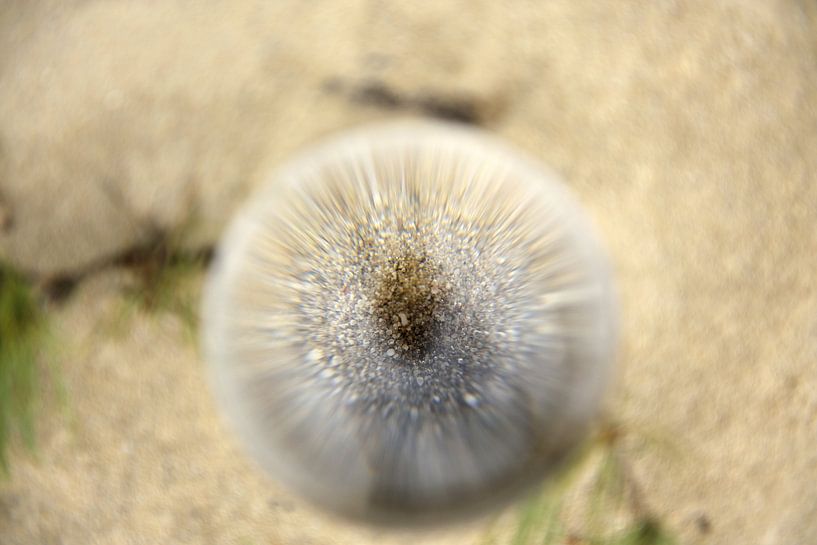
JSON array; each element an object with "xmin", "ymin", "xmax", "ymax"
[{"xmin": 1, "ymin": 1, "xmax": 816, "ymax": 544}]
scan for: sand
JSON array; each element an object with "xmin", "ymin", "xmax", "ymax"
[{"xmin": 1, "ymin": 1, "xmax": 816, "ymax": 544}]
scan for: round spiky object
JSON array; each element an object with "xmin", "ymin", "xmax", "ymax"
[{"xmin": 202, "ymin": 120, "xmax": 616, "ymax": 525}]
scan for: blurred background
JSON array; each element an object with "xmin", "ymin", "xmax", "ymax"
[{"xmin": 1, "ymin": 1, "xmax": 816, "ymax": 544}]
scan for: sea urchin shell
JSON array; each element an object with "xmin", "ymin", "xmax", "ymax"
[{"xmin": 202, "ymin": 120, "xmax": 617, "ymax": 525}]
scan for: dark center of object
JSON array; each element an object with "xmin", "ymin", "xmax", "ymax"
[{"xmin": 371, "ymin": 252, "xmax": 447, "ymax": 363}]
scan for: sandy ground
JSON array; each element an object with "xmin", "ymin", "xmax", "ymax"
[
  {"xmin": 2, "ymin": 1, "xmax": 817, "ymax": 544},
  {"xmin": 1, "ymin": 272, "xmax": 492, "ymax": 545}
]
